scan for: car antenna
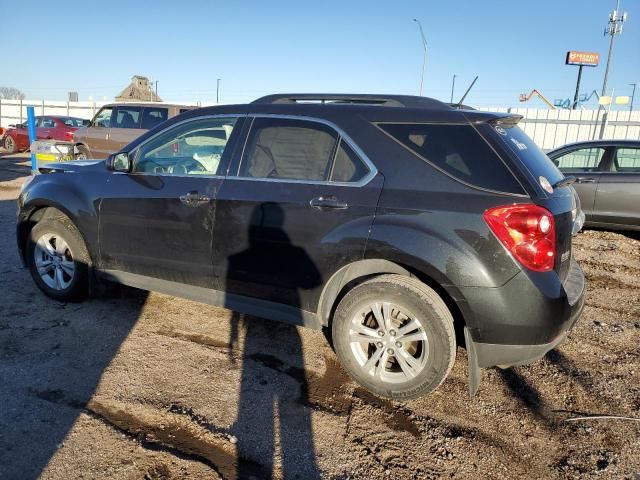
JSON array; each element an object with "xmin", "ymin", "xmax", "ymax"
[{"xmin": 454, "ymin": 76, "xmax": 479, "ymax": 109}]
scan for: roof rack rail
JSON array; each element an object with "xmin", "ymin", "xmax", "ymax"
[{"xmin": 251, "ymin": 93, "xmax": 451, "ymax": 109}]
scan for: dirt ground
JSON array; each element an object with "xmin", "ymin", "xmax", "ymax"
[{"xmin": 0, "ymin": 152, "xmax": 638, "ymax": 480}]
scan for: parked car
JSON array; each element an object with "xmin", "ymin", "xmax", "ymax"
[
  {"xmin": 548, "ymin": 140, "xmax": 640, "ymax": 231},
  {"xmin": 72, "ymin": 102, "xmax": 192, "ymax": 159},
  {"xmin": 2, "ymin": 116, "xmax": 89, "ymax": 153},
  {"xmin": 17, "ymin": 94, "xmax": 585, "ymax": 399}
]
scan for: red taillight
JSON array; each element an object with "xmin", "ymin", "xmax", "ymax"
[
  {"xmin": 484, "ymin": 204, "xmax": 555, "ymax": 272},
  {"xmin": 65, "ymin": 131, "xmax": 74, "ymax": 140}
]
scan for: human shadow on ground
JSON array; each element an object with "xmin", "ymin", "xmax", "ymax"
[{"xmin": 227, "ymin": 203, "xmax": 322, "ymax": 479}]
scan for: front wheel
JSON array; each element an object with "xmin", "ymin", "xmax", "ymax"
[
  {"xmin": 75, "ymin": 145, "xmax": 90, "ymax": 160},
  {"xmin": 332, "ymin": 275, "xmax": 456, "ymax": 400},
  {"xmin": 27, "ymin": 217, "xmax": 90, "ymax": 301}
]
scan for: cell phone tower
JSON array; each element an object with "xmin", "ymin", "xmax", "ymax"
[{"xmin": 601, "ymin": 0, "xmax": 628, "ymax": 97}]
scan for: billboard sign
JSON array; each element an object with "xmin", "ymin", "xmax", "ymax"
[{"xmin": 566, "ymin": 51, "xmax": 600, "ymax": 67}]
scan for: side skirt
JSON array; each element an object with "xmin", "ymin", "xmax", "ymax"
[{"xmin": 97, "ymin": 269, "xmax": 323, "ymax": 330}]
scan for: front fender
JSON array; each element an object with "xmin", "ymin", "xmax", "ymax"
[{"xmin": 17, "ymin": 174, "xmax": 100, "ymax": 265}]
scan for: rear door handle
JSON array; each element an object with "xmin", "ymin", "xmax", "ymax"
[
  {"xmin": 309, "ymin": 195, "xmax": 348, "ymax": 210},
  {"xmin": 179, "ymin": 191, "xmax": 211, "ymax": 207},
  {"xmin": 576, "ymin": 177, "xmax": 596, "ymax": 183}
]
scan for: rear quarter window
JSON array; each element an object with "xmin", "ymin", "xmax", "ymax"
[{"xmin": 378, "ymin": 123, "xmax": 524, "ymax": 193}]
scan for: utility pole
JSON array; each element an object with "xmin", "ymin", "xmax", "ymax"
[
  {"xmin": 413, "ymin": 19, "xmax": 428, "ymax": 96},
  {"xmin": 216, "ymin": 78, "xmax": 221, "ymax": 104},
  {"xmin": 601, "ymin": 0, "xmax": 627, "ymax": 97},
  {"xmin": 629, "ymin": 83, "xmax": 637, "ymax": 111},
  {"xmin": 450, "ymin": 74, "xmax": 457, "ymax": 104},
  {"xmin": 155, "ymin": 80, "xmax": 158, "ymax": 99}
]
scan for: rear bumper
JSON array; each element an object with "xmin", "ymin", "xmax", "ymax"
[{"xmin": 462, "ymin": 257, "xmax": 586, "ymax": 396}]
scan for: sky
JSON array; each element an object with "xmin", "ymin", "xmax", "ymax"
[{"xmin": 2, "ymin": 0, "xmax": 639, "ymax": 108}]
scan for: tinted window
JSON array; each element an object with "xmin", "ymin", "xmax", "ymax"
[
  {"xmin": 240, "ymin": 118, "xmax": 338, "ymax": 181},
  {"xmin": 613, "ymin": 147, "xmax": 640, "ymax": 172},
  {"xmin": 331, "ymin": 141, "xmax": 369, "ymax": 182},
  {"xmin": 41, "ymin": 117, "xmax": 56, "ymax": 128},
  {"xmin": 93, "ymin": 107, "xmax": 113, "ymax": 127},
  {"xmin": 486, "ymin": 123, "xmax": 564, "ymax": 186},
  {"xmin": 60, "ymin": 117, "xmax": 87, "ymax": 127},
  {"xmin": 380, "ymin": 123, "xmax": 523, "ymax": 193},
  {"xmin": 133, "ymin": 117, "xmax": 237, "ymax": 175},
  {"xmin": 553, "ymin": 147, "xmax": 605, "ymax": 172},
  {"xmin": 112, "ymin": 106, "xmax": 142, "ymax": 129},
  {"xmin": 141, "ymin": 107, "xmax": 168, "ymax": 129}
]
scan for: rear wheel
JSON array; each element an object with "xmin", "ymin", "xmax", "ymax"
[
  {"xmin": 332, "ymin": 275, "xmax": 456, "ymax": 399},
  {"xmin": 3, "ymin": 135, "xmax": 17, "ymax": 153},
  {"xmin": 27, "ymin": 217, "xmax": 90, "ymax": 301}
]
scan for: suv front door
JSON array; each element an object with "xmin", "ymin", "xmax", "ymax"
[
  {"xmin": 83, "ymin": 107, "xmax": 114, "ymax": 158},
  {"xmin": 212, "ymin": 116, "xmax": 383, "ymax": 321},
  {"xmin": 108, "ymin": 105, "xmax": 144, "ymax": 153},
  {"xmin": 592, "ymin": 146, "xmax": 640, "ymax": 227},
  {"xmin": 99, "ymin": 116, "xmax": 244, "ymax": 287},
  {"xmin": 552, "ymin": 146, "xmax": 611, "ymax": 219}
]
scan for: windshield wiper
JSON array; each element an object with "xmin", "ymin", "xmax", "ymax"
[{"xmin": 553, "ymin": 176, "xmax": 576, "ymax": 189}]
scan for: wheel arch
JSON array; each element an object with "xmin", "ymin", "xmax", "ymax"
[{"xmin": 317, "ymin": 259, "xmax": 469, "ymax": 342}]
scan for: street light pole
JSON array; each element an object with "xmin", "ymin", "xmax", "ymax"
[
  {"xmin": 629, "ymin": 83, "xmax": 637, "ymax": 112},
  {"xmin": 413, "ymin": 19, "xmax": 428, "ymax": 96},
  {"xmin": 216, "ymin": 78, "xmax": 221, "ymax": 104}
]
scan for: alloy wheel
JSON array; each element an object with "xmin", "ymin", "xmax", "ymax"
[
  {"xmin": 33, "ymin": 233, "xmax": 75, "ymax": 290},
  {"xmin": 349, "ymin": 301, "xmax": 429, "ymax": 383}
]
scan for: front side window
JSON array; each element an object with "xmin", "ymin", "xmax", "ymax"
[
  {"xmin": 133, "ymin": 117, "xmax": 237, "ymax": 176},
  {"xmin": 380, "ymin": 123, "xmax": 524, "ymax": 193},
  {"xmin": 112, "ymin": 106, "xmax": 142, "ymax": 129},
  {"xmin": 141, "ymin": 107, "xmax": 168, "ymax": 129},
  {"xmin": 554, "ymin": 147, "xmax": 605, "ymax": 172},
  {"xmin": 240, "ymin": 118, "xmax": 338, "ymax": 181},
  {"xmin": 613, "ymin": 147, "xmax": 640, "ymax": 173},
  {"xmin": 93, "ymin": 107, "xmax": 113, "ymax": 127}
]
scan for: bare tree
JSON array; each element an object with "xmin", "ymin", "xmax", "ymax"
[{"xmin": 0, "ymin": 87, "xmax": 26, "ymax": 100}]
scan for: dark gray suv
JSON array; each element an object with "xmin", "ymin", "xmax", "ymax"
[{"xmin": 17, "ymin": 94, "xmax": 585, "ymax": 399}]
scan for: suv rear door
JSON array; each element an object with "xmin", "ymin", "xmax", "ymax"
[{"xmin": 211, "ymin": 115, "xmax": 383, "ymax": 319}]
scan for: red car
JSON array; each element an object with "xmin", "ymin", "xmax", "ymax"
[{"xmin": 2, "ymin": 116, "xmax": 88, "ymax": 153}]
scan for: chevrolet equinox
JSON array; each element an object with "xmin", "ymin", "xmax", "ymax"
[{"xmin": 17, "ymin": 94, "xmax": 586, "ymax": 399}]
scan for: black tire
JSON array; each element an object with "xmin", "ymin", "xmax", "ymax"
[
  {"xmin": 75, "ymin": 144, "xmax": 90, "ymax": 160},
  {"xmin": 3, "ymin": 135, "xmax": 17, "ymax": 153},
  {"xmin": 332, "ymin": 274, "xmax": 456, "ymax": 400},
  {"xmin": 27, "ymin": 216, "xmax": 90, "ymax": 302}
]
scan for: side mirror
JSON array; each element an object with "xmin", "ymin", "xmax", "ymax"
[{"xmin": 106, "ymin": 152, "xmax": 131, "ymax": 172}]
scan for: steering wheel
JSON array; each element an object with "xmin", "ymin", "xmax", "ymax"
[{"xmin": 170, "ymin": 157, "xmax": 207, "ymax": 175}]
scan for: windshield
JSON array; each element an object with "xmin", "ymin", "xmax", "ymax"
[{"xmin": 485, "ymin": 123, "xmax": 564, "ymax": 186}]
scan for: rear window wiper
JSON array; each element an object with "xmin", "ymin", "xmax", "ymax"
[{"xmin": 553, "ymin": 176, "xmax": 576, "ymax": 189}]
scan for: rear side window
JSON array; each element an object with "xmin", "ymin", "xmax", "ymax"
[
  {"xmin": 553, "ymin": 147, "xmax": 605, "ymax": 172},
  {"xmin": 141, "ymin": 107, "xmax": 168, "ymax": 129},
  {"xmin": 614, "ymin": 147, "xmax": 640, "ymax": 172},
  {"xmin": 112, "ymin": 106, "xmax": 142, "ymax": 129},
  {"xmin": 379, "ymin": 123, "xmax": 523, "ymax": 193},
  {"xmin": 240, "ymin": 118, "xmax": 338, "ymax": 181}
]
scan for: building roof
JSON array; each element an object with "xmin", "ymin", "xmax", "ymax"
[{"xmin": 115, "ymin": 75, "xmax": 162, "ymax": 102}]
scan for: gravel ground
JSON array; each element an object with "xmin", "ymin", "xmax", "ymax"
[{"xmin": 0, "ymin": 152, "xmax": 638, "ymax": 480}]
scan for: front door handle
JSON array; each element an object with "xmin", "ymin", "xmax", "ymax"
[
  {"xmin": 576, "ymin": 177, "xmax": 596, "ymax": 184},
  {"xmin": 179, "ymin": 191, "xmax": 211, "ymax": 207},
  {"xmin": 309, "ymin": 195, "xmax": 348, "ymax": 210}
]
